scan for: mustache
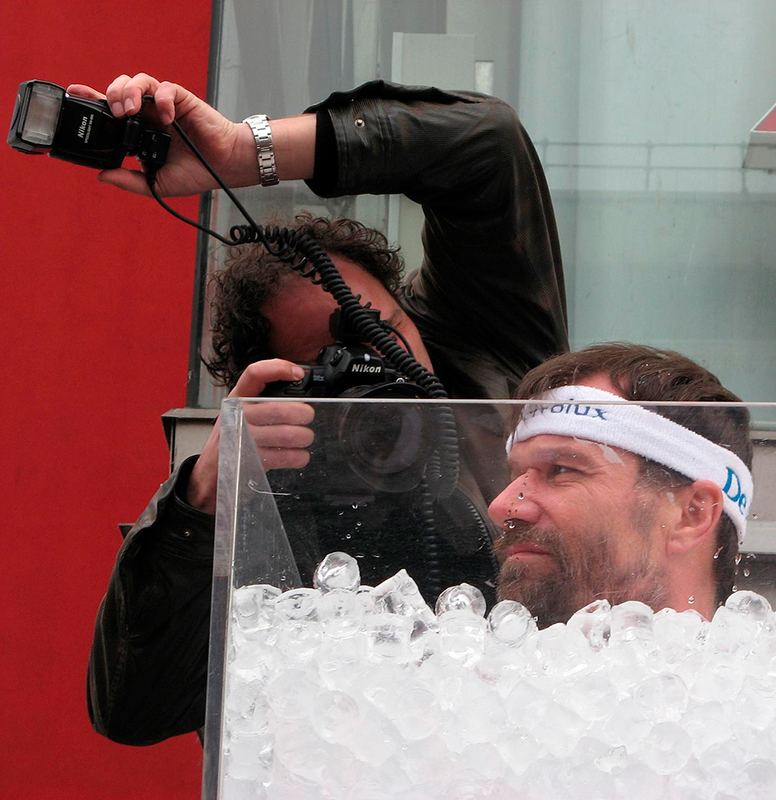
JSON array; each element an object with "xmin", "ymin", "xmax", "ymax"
[{"xmin": 492, "ymin": 520, "xmax": 567, "ymax": 562}]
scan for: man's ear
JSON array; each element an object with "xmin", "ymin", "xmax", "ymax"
[{"xmin": 664, "ymin": 480, "xmax": 724, "ymax": 555}]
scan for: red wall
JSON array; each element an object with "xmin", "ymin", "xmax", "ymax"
[{"xmin": 2, "ymin": 4, "xmax": 210, "ymax": 798}]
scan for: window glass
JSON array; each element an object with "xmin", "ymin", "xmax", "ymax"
[{"xmin": 195, "ymin": 0, "xmax": 776, "ymax": 427}]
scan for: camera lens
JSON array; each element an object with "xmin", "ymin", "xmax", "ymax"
[
  {"xmin": 336, "ymin": 382, "xmax": 431, "ymax": 493},
  {"xmin": 347, "ymin": 403, "xmax": 424, "ymax": 474}
]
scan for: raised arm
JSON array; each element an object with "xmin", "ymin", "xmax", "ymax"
[
  {"xmin": 305, "ymin": 81, "xmax": 568, "ymax": 395},
  {"xmin": 67, "ymin": 74, "xmax": 316, "ymax": 196}
]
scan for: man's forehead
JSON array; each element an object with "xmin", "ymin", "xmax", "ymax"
[{"xmin": 507, "ymin": 434, "xmax": 635, "ymax": 468}]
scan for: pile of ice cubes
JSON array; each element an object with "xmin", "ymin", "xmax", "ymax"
[{"xmin": 222, "ymin": 552, "xmax": 776, "ymax": 799}]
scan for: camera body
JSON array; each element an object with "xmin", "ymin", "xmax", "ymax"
[
  {"xmin": 265, "ymin": 342, "xmax": 420, "ymax": 399},
  {"xmin": 265, "ymin": 341, "xmax": 431, "ymax": 495}
]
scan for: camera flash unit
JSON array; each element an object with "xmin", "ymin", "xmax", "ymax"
[{"xmin": 8, "ymin": 80, "xmax": 169, "ymax": 170}]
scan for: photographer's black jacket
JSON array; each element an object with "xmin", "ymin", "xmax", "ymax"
[{"xmin": 87, "ymin": 82, "xmax": 568, "ymax": 745}]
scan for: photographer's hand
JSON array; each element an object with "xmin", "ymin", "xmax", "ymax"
[
  {"xmin": 186, "ymin": 360, "xmax": 316, "ymax": 515},
  {"xmin": 66, "ymin": 74, "xmax": 315, "ymax": 198}
]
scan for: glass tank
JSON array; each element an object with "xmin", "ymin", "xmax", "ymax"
[{"xmin": 202, "ymin": 395, "xmax": 776, "ymax": 799}]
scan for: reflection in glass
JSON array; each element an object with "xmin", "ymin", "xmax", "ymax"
[{"xmin": 203, "ymin": 397, "xmax": 776, "ymax": 798}]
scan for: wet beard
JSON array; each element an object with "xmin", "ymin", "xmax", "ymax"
[{"xmin": 494, "ymin": 519, "xmax": 668, "ymax": 629}]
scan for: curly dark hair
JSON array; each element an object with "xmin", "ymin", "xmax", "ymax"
[
  {"xmin": 512, "ymin": 342, "xmax": 752, "ymax": 607},
  {"xmin": 204, "ymin": 213, "xmax": 405, "ymax": 389}
]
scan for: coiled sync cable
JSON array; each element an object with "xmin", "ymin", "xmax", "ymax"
[{"xmin": 140, "ymin": 106, "xmax": 459, "ymax": 501}]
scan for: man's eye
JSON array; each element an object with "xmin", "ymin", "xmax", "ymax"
[{"xmin": 551, "ymin": 464, "xmax": 575, "ymax": 477}]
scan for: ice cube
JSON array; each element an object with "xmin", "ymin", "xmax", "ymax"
[
  {"xmin": 681, "ymin": 700, "xmax": 729, "ymax": 757},
  {"xmin": 525, "ymin": 623, "xmax": 591, "ymax": 677},
  {"xmin": 595, "ymin": 744, "xmax": 627, "ymax": 775},
  {"xmin": 486, "ymin": 600, "xmax": 537, "ymax": 648},
  {"xmin": 732, "ymin": 758, "xmax": 776, "ymax": 800},
  {"xmin": 398, "ymin": 734, "xmax": 453, "ymax": 785},
  {"xmin": 313, "ymin": 552, "xmax": 361, "ymax": 593},
  {"xmin": 666, "ymin": 757, "xmax": 715, "ymax": 800},
  {"xmin": 233, "ymin": 584, "xmax": 278, "ymax": 623},
  {"xmin": 365, "ymin": 613, "xmax": 413, "ymax": 664},
  {"xmin": 273, "ymin": 588, "xmax": 320, "ymax": 623},
  {"xmin": 222, "ymin": 774, "xmax": 268, "ymax": 799},
  {"xmin": 496, "ymin": 727, "xmax": 540, "ymax": 776},
  {"xmin": 567, "ymin": 598, "xmax": 611, "ymax": 652},
  {"xmin": 309, "ymin": 690, "xmax": 360, "ymax": 744},
  {"xmin": 600, "ymin": 697, "xmax": 652, "ymax": 752},
  {"xmin": 615, "ymin": 757, "xmax": 664, "ymax": 800},
  {"xmin": 265, "ymin": 668, "xmax": 317, "ymax": 720},
  {"xmin": 531, "ymin": 701, "xmax": 587, "ymax": 758},
  {"xmin": 610, "ymin": 600, "xmax": 655, "ymax": 644},
  {"xmin": 226, "ymin": 730, "xmax": 274, "ymax": 783},
  {"xmin": 725, "ymin": 590, "xmax": 773, "ymax": 625},
  {"xmin": 316, "ymin": 588, "xmax": 365, "ymax": 639},
  {"xmin": 639, "ymin": 720, "xmax": 692, "ymax": 775},
  {"xmin": 391, "ymin": 685, "xmax": 444, "ymax": 740},
  {"xmin": 277, "ymin": 620, "xmax": 323, "ymax": 661},
  {"xmin": 438, "ymin": 610, "xmax": 486, "ymax": 666},
  {"xmin": 690, "ymin": 652, "xmax": 744, "ymax": 703},
  {"xmin": 272, "ymin": 720, "xmax": 332, "ymax": 784},
  {"xmin": 734, "ymin": 677, "xmax": 776, "ymax": 732},
  {"xmin": 503, "ymin": 678, "xmax": 552, "ymax": 729},
  {"xmin": 349, "ymin": 707, "xmax": 402, "ymax": 767},
  {"xmin": 565, "ymin": 761, "xmax": 618, "ymax": 799},
  {"xmin": 435, "ymin": 583, "xmax": 487, "ymax": 618},
  {"xmin": 454, "ymin": 688, "xmax": 508, "ymax": 746},
  {"xmin": 371, "ymin": 570, "xmax": 428, "ymax": 615},
  {"xmin": 563, "ymin": 671, "xmax": 618, "ymax": 721},
  {"xmin": 632, "ymin": 672, "xmax": 689, "ymax": 723},
  {"xmin": 653, "ymin": 608, "xmax": 707, "ymax": 665},
  {"xmin": 457, "ymin": 741, "xmax": 506, "ymax": 780},
  {"xmin": 708, "ymin": 605, "xmax": 760, "ymax": 658}
]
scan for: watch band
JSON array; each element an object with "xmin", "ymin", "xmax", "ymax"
[{"xmin": 243, "ymin": 114, "xmax": 279, "ymax": 186}]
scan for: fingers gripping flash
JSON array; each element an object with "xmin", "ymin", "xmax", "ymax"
[{"xmin": 7, "ymin": 80, "xmax": 170, "ymax": 170}]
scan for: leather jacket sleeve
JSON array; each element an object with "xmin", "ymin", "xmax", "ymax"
[
  {"xmin": 87, "ymin": 81, "xmax": 568, "ymax": 745},
  {"xmin": 87, "ymin": 457, "xmax": 215, "ymax": 744},
  {"xmin": 306, "ymin": 81, "xmax": 568, "ymax": 400}
]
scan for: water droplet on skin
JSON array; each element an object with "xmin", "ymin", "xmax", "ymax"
[
  {"xmin": 351, "ymin": 503, "xmax": 359, "ymax": 510},
  {"xmin": 714, "ymin": 547, "xmax": 723, "ymax": 560},
  {"xmin": 688, "ymin": 596, "xmax": 695, "ymax": 604},
  {"xmin": 735, "ymin": 554, "xmax": 743, "ymax": 566},
  {"xmin": 518, "ymin": 493, "xmax": 524, "ymax": 500},
  {"xmin": 345, "ymin": 533, "xmax": 352, "ymax": 540},
  {"xmin": 752, "ymin": 513, "xmax": 759, "ymax": 520},
  {"xmin": 746, "ymin": 553, "xmax": 756, "ymax": 560},
  {"xmin": 743, "ymin": 568, "xmax": 751, "ymax": 578}
]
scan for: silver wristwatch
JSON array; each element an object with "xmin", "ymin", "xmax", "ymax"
[{"xmin": 243, "ymin": 114, "xmax": 279, "ymax": 186}]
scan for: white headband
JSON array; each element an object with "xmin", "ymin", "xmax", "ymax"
[{"xmin": 505, "ymin": 386, "xmax": 753, "ymax": 544}]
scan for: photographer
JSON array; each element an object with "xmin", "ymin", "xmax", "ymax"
[{"xmin": 74, "ymin": 74, "xmax": 568, "ymax": 744}]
